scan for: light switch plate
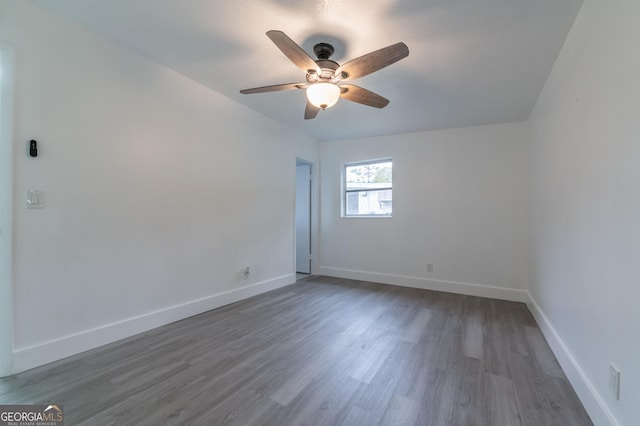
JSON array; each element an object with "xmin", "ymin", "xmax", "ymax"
[{"xmin": 27, "ymin": 190, "xmax": 43, "ymax": 209}]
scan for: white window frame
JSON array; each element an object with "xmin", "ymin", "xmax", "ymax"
[{"xmin": 342, "ymin": 158, "xmax": 393, "ymax": 218}]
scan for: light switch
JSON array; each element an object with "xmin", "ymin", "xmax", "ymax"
[{"xmin": 27, "ymin": 190, "xmax": 43, "ymax": 209}]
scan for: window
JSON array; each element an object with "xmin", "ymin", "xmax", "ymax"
[{"xmin": 343, "ymin": 159, "xmax": 392, "ymax": 216}]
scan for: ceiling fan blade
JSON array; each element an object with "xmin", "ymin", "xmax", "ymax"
[
  {"xmin": 340, "ymin": 84, "xmax": 390, "ymax": 108},
  {"xmin": 336, "ymin": 42, "xmax": 409, "ymax": 81},
  {"xmin": 266, "ymin": 30, "xmax": 321, "ymax": 75},
  {"xmin": 240, "ymin": 82, "xmax": 307, "ymax": 94},
  {"xmin": 304, "ymin": 101, "xmax": 320, "ymax": 120}
]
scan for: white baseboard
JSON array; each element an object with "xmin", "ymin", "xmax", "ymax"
[
  {"xmin": 318, "ymin": 266, "xmax": 528, "ymax": 303},
  {"xmin": 526, "ymin": 295, "xmax": 618, "ymax": 426},
  {"xmin": 12, "ymin": 274, "xmax": 295, "ymax": 374}
]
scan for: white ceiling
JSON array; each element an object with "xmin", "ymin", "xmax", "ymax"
[{"xmin": 33, "ymin": 0, "xmax": 583, "ymax": 141}]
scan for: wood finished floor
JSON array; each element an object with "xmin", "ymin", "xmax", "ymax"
[{"xmin": 0, "ymin": 276, "xmax": 592, "ymax": 425}]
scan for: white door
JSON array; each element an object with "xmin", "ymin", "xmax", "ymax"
[{"xmin": 295, "ymin": 163, "xmax": 311, "ymax": 273}]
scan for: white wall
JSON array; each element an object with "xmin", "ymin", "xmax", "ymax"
[
  {"xmin": 528, "ymin": 0, "xmax": 640, "ymax": 424},
  {"xmin": 0, "ymin": 0, "xmax": 317, "ymax": 373},
  {"xmin": 319, "ymin": 123, "xmax": 529, "ymax": 302}
]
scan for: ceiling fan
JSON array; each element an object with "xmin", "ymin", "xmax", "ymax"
[{"xmin": 240, "ymin": 30, "xmax": 409, "ymax": 119}]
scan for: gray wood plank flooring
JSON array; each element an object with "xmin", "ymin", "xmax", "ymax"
[{"xmin": 0, "ymin": 276, "xmax": 592, "ymax": 425}]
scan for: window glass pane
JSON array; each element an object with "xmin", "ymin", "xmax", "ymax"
[
  {"xmin": 377, "ymin": 189, "xmax": 392, "ymax": 214},
  {"xmin": 346, "ymin": 192, "xmax": 360, "ymax": 215},
  {"xmin": 345, "ymin": 161, "xmax": 392, "ymax": 190},
  {"xmin": 345, "ymin": 189, "xmax": 393, "ymax": 216}
]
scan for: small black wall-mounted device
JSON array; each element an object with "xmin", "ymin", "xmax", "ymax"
[{"xmin": 29, "ymin": 140, "xmax": 38, "ymax": 157}]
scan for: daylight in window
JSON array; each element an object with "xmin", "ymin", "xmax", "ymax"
[{"xmin": 344, "ymin": 159, "xmax": 392, "ymax": 216}]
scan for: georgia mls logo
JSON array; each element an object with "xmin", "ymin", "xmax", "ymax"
[
  {"xmin": 44, "ymin": 405, "xmax": 63, "ymax": 420},
  {"xmin": 0, "ymin": 404, "xmax": 64, "ymax": 425}
]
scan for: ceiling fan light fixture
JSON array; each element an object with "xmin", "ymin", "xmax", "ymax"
[{"xmin": 306, "ymin": 82, "xmax": 341, "ymax": 109}]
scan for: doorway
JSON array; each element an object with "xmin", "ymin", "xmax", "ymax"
[
  {"xmin": 0, "ymin": 45, "xmax": 15, "ymax": 376},
  {"xmin": 295, "ymin": 159, "xmax": 313, "ymax": 276}
]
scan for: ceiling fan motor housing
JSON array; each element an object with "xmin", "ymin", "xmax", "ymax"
[
  {"xmin": 306, "ymin": 43, "xmax": 340, "ymax": 82},
  {"xmin": 317, "ymin": 60, "xmax": 339, "ymax": 78}
]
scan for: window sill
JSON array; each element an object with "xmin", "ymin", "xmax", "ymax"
[{"xmin": 341, "ymin": 214, "xmax": 393, "ymax": 219}]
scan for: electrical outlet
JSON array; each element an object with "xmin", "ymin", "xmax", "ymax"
[
  {"xmin": 609, "ymin": 364, "xmax": 620, "ymax": 400},
  {"xmin": 427, "ymin": 264, "xmax": 434, "ymax": 273}
]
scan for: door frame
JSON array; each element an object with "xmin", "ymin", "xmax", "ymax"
[
  {"xmin": 0, "ymin": 44, "xmax": 15, "ymax": 376},
  {"xmin": 294, "ymin": 157, "xmax": 317, "ymax": 277}
]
